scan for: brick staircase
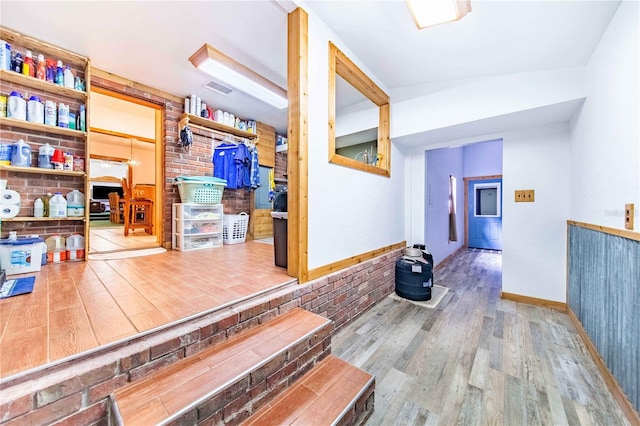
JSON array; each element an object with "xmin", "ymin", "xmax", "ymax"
[{"xmin": 111, "ymin": 308, "xmax": 374, "ymax": 425}]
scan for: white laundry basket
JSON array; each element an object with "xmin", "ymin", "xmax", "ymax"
[{"xmin": 223, "ymin": 212, "xmax": 249, "ymax": 244}]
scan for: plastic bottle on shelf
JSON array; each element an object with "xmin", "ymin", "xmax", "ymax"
[
  {"xmin": 63, "ymin": 65, "xmax": 74, "ymax": 88},
  {"xmin": 46, "ymin": 58, "xmax": 56, "ymax": 83},
  {"xmin": 45, "ymin": 234, "xmax": 66, "ymax": 263},
  {"xmin": 0, "ymin": 40, "xmax": 9, "ymax": 71},
  {"xmin": 36, "ymin": 54, "xmax": 46, "ymax": 80},
  {"xmin": 34, "ymin": 198, "xmax": 44, "ymax": 218},
  {"xmin": 66, "ymin": 190, "xmax": 85, "ymax": 217},
  {"xmin": 55, "ymin": 60, "xmax": 64, "ymax": 85},
  {"xmin": 22, "ymin": 50, "xmax": 34, "ymax": 77},
  {"xmin": 27, "ymin": 96, "xmax": 44, "ymax": 124},
  {"xmin": 66, "ymin": 234, "xmax": 85, "ymax": 260},
  {"xmin": 58, "ymin": 103, "xmax": 69, "ymax": 128},
  {"xmin": 48, "ymin": 192, "xmax": 67, "ymax": 218},
  {"xmin": 11, "ymin": 52, "xmax": 22, "ymax": 73},
  {"xmin": 43, "ymin": 192, "xmax": 52, "ymax": 217},
  {"xmin": 11, "ymin": 139, "xmax": 32, "ymax": 167}
]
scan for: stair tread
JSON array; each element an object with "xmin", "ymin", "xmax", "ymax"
[
  {"xmin": 243, "ymin": 355, "xmax": 373, "ymax": 426},
  {"xmin": 114, "ymin": 308, "xmax": 330, "ymax": 425}
]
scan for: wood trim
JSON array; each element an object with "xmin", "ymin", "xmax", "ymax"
[
  {"xmin": 463, "ymin": 175, "xmax": 503, "ymax": 248},
  {"xmin": 567, "ymin": 220, "xmax": 640, "ymax": 242},
  {"xmin": 90, "ymin": 69, "xmax": 183, "ymax": 104},
  {"xmin": 154, "ymin": 108, "xmax": 163, "ymax": 245},
  {"xmin": 307, "ymin": 242, "xmax": 406, "ymax": 281},
  {"xmin": 328, "ymin": 42, "xmax": 391, "ymax": 177},
  {"xmin": 433, "ymin": 246, "xmax": 465, "ymax": 271},
  {"xmin": 566, "ymin": 307, "xmax": 640, "ymax": 425},
  {"xmin": 500, "ymin": 292, "xmax": 567, "ymax": 311},
  {"xmin": 90, "ymin": 127, "xmax": 156, "ymax": 144},
  {"xmin": 287, "ymin": 8, "xmax": 309, "ymax": 282}
]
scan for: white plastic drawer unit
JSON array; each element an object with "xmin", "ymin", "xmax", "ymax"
[{"xmin": 172, "ymin": 203, "xmax": 224, "ymax": 251}]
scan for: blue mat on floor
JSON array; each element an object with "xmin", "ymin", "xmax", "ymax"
[{"xmin": 0, "ymin": 276, "xmax": 36, "ymax": 299}]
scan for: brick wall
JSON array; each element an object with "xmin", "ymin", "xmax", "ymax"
[
  {"xmin": 275, "ymin": 151, "xmax": 287, "ymax": 180},
  {"xmin": 0, "ymin": 248, "xmax": 401, "ymax": 425}
]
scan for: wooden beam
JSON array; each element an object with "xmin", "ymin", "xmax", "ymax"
[
  {"xmin": 287, "ymin": 8, "xmax": 309, "ymax": 282},
  {"xmin": 91, "ymin": 68, "xmax": 183, "ymax": 104}
]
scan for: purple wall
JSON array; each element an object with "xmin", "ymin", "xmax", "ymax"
[
  {"xmin": 463, "ymin": 139, "xmax": 503, "ymax": 177},
  {"xmin": 425, "ymin": 147, "xmax": 464, "ymax": 265}
]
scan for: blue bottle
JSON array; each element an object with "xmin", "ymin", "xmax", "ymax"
[{"xmin": 55, "ymin": 60, "xmax": 64, "ymax": 86}]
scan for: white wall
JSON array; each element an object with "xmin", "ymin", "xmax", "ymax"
[
  {"xmin": 502, "ymin": 123, "xmax": 571, "ymax": 302},
  {"xmin": 305, "ymin": 9, "xmax": 406, "ymax": 270},
  {"xmin": 570, "ymin": 1, "xmax": 639, "ymax": 228}
]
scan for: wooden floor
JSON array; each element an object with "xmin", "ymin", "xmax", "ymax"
[
  {"xmin": 0, "ymin": 241, "xmax": 291, "ymax": 379},
  {"xmin": 89, "ymin": 225, "xmax": 158, "ymax": 253},
  {"xmin": 334, "ymin": 249, "xmax": 630, "ymax": 426}
]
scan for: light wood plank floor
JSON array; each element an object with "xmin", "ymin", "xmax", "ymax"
[
  {"xmin": 89, "ymin": 226, "xmax": 158, "ymax": 253},
  {"xmin": 0, "ymin": 241, "xmax": 292, "ymax": 379},
  {"xmin": 333, "ymin": 249, "xmax": 629, "ymax": 426}
]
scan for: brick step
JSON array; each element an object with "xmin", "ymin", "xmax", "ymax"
[
  {"xmin": 243, "ymin": 355, "xmax": 375, "ymax": 426},
  {"xmin": 112, "ymin": 308, "xmax": 332, "ymax": 425}
]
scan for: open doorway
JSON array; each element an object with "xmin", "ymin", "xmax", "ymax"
[{"xmin": 88, "ymin": 88, "xmax": 163, "ymax": 254}]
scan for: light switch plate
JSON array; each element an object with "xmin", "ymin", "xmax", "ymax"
[
  {"xmin": 625, "ymin": 203, "xmax": 634, "ymax": 230},
  {"xmin": 515, "ymin": 190, "xmax": 535, "ymax": 203}
]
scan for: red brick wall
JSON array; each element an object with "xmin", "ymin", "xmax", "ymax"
[
  {"xmin": 0, "ymin": 248, "xmax": 401, "ymax": 425},
  {"xmin": 89, "ymin": 77, "xmax": 252, "ymax": 245},
  {"xmin": 275, "ymin": 151, "xmax": 287, "ymax": 180}
]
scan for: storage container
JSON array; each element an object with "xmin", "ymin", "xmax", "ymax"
[
  {"xmin": 223, "ymin": 212, "xmax": 249, "ymax": 245},
  {"xmin": 175, "ymin": 176, "xmax": 226, "ymax": 204},
  {"xmin": 395, "ymin": 256, "xmax": 433, "ymax": 301},
  {"xmin": 172, "ymin": 203, "xmax": 223, "ymax": 251},
  {"xmin": 0, "ymin": 236, "xmax": 44, "ymax": 275}
]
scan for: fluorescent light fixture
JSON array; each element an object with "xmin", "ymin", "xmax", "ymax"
[
  {"xmin": 189, "ymin": 44, "xmax": 288, "ymax": 109},
  {"xmin": 405, "ymin": 0, "xmax": 471, "ymax": 29}
]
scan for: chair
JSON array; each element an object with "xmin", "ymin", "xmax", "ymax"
[
  {"xmin": 121, "ymin": 178, "xmax": 153, "ymax": 236},
  {"xmin": 108, "ymin": 192, "xmax": 123, "ymax": 224}
]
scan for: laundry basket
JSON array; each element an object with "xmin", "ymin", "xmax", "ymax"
[
  {"xmin": 175, "ymin": 176, "xmax": 226, "ymax": 204},
  {"xmin": 223, "ymin": 212, "xmax": 249, "ymax": 244}
]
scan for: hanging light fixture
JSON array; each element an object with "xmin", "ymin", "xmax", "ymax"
[
  {"xmin": 189, "ymin": 43, "xmax": 288, "ymax": 109},
  {"xmin": 127, "ymin": 138, "xmax": 140, "ymax": 167},
  {"xmin": 405, "ymin": 0, "xmax": 471, "ymax": 29}
]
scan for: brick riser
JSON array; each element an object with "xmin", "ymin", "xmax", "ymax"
[
  {"xmin": 1, "ymin": 249, "xmax": 400, "ymax": 425},
  {"xmin": 111, "ymin": 311, "xmax": 333, "ymax": 425}
]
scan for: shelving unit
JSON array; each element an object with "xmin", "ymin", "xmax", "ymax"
[
  {"xmin": 172, "ymin": 203, "xmax": 223, "ymax": 251},
  {"xmin": 179, "ymin": 113, "xmax": 259, "ymax": 141},
  {"xmin": 0, "ymin": 26, "xmax": 91, "ymax": 258}
]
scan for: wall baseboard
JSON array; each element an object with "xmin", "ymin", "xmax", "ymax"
[
  {"xmin": 566, "ymin": 307, "xmax": 640, "ymax": 424},
  {"xmin": 500, "ymin": 292, "xmax": 566, "ymax": 311},
  {"xmin": 433, "ymin": 246, "xmax": 464, "ymax": 271}
]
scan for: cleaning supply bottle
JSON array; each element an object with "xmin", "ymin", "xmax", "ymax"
[
  {"xmin": 55, "ymin": 60, "xmax": 64, "ymax": 86},
  {"xmin": 34, "ymin": 198, "xmax": 44, "ymax": 218},
  {"xmin": 45, "ymin": 234, "xmax": 66, "ymax": 263},
  {"xmin": 48, "ymin": 192, "xmax": 67, "ymax": 218},
  {"xmin": 63, "ymin": 65, "xmax": 74, "ymax": 88},
  {"xmin": 22, "ymin": 50, "xmax": 34, "ymax": 77},
  {"xmin": 43, "ymin": 192, "xmax": 52, "ymax": 217},
  {"xmin": 46, "ymin": 58, "xmax": 56, "ymax": 83},
  {"xmin": 11, "ymin": 52, "xmax": 22, "ymax": 73},
  {"xmin": 10, "ymin": 139, "xmax": 32, "ymax": 167},
  {"xmin": 36, "ymin": 54, "xmax": 46, "ymax": 80}
]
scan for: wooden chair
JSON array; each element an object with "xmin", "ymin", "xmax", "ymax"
[
  {"xmin": 121, "ymin": 178, "xmax": 153, "ymax": 236},
  {"xmin": 108, "ymin": 192, "xmax": 123, "ymax": 224}
]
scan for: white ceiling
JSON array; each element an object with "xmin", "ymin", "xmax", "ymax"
[{"xmin": 0, "ymin": 1, "xmax": 620, "ymax": 139}]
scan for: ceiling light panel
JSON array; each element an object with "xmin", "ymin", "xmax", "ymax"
[{"xmin": 406, "ymin": 0, "xmax": 471, "ymax": 29}]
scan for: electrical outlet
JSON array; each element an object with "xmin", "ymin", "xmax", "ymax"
[
  {"xmin": 625, "ymin": 203, "xmax": 634, "ymax": 230},
  {"xmin": 515, "ymin": 190, "xmax": 535, "ymax": 203}
]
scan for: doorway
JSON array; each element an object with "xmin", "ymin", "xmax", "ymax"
[
  {"xmin": 466, "ymin": 177, "xmax": 503, "ymax": 250},
  {"xmin": 88, "ymin": 88, "xmax": 163, "ymax": 254}
]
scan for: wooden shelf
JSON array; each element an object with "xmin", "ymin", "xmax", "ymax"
[
  {"xmin": 0, "ymin": 116, "xmax": 86, "ymax": 138},
  {"xmin": 0, "ymin": 164, "xmax": 85, "ymax": 177},
  {"xmin": 0, "ymin": 70, "xmax": 87, "ymax": 101},
  {"xmin": 0, "ymin": 27, "xmax": 88, "ymax": 68},
  {"xmin": 2, "ymin": 216, "xmax": 85, "ymax": 222},
  {"xmin": 179, "ymin": 113, "xmax": 258, "ymax": 140}
]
